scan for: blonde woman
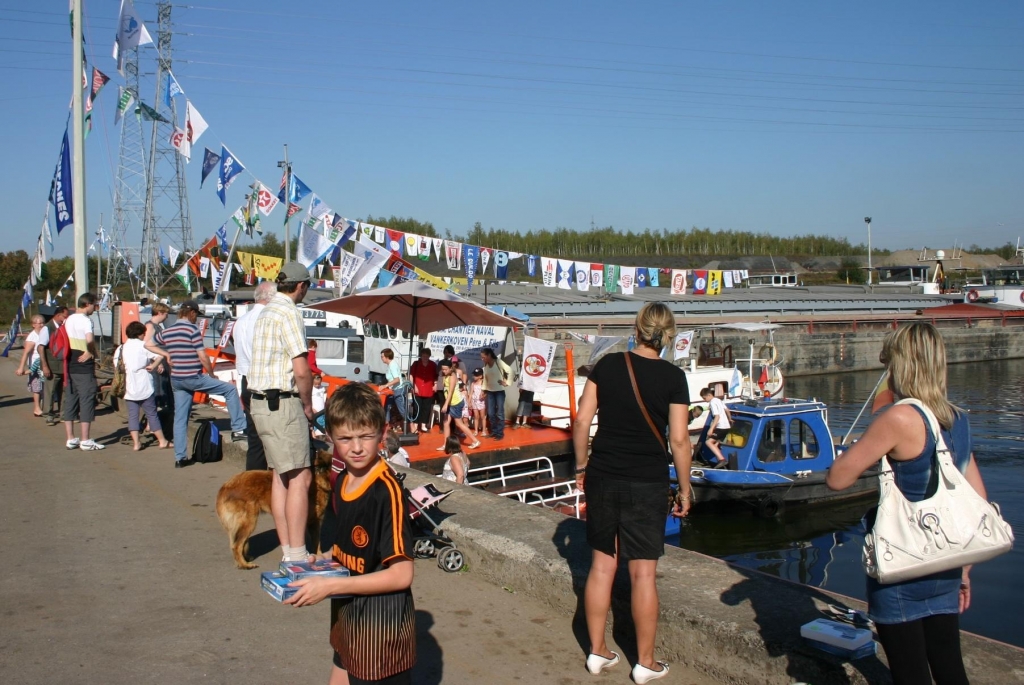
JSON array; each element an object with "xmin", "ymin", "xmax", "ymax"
[
  {"xmin": 15, "ymin": 315, "xmax": 49, "ymax": 417},
  {"xmin": 573, "ymin": 302, "xmax": 692, "ymax": 683},
  {"xmin": 828, "ymin": 323, "xmax": 986, "ymax": 685}
]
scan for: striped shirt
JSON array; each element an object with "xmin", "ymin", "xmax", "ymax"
[
  {"xmin": 154, "ymin": 320, "xmax": 204, "ymax": 378},
  {"xmin": 247, "ymin": 293, "xmax": 306, "ymax": 392},
  {"xmin": 330, "ymin": 459, "xmax": 415, "ymax": 680}
]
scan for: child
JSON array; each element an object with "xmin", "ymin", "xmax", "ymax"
[
  {"xmin": 469, "ymin": 367, "xmax": 487, "ymax": 436},
  {"xmin": 699, "ymin": 387, "xmax": 731, "ymax": 468},
  {"xmin": 285, "ymin": 383, "xmax": 416, "ymax": 684},
  {"xmin": 437, "ymin": 359, "xmax": 480, "ymax": 451},
  {"xmin": 384, "ymin": 431, "xmax": 410, "ymax": 468},
  {"xmin": 311, "ymin": 374, "xmax": 327, "ymax": 414},
  {"xmin": 440, "ymin": 435, "xmax": 470, "ymax": 485},
  {"xmin": 513, "ymin": 387, "xmax": 534, "ymax": 429},
  {"xmin": 307, "ymin": 339, "xmax": 324, "ymax": 376}
]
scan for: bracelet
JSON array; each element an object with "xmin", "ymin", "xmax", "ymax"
[{"xmin": 575, "ymin": 466, "xmax": 587, "ymax": 474}]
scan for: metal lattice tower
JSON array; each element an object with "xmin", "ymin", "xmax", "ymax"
[
  {"xmin": 108, "ymin": 46, "xmax": 147, "ymax": 298},
  {"xmin": 141, "ymin": 1, "xmax": 193, "ymax": 296}
]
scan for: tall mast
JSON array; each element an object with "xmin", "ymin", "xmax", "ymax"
[{"xmin": 72, "ymin": 0, "xmax": 88, "ymax": 298}]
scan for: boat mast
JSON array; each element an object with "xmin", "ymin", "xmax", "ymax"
[{"xmin": 72, "ymin": 0, "xmax": 89, "ymax": 299}]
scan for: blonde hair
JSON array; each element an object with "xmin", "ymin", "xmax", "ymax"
[
  {"xmin": 634, "ymin": 302, "xmax": 676, "ymax": 352},
  {"xmin": 885, "ymin": 323, "xmax": 955, "ymax": 429},
  {"xmin": 151, "ymin": 302, "xmax": 170, "ymax": 316}
]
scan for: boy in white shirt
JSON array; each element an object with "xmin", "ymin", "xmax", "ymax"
[{"xmin": 700, "ymin": 387, "xmax": 732, "ymax": 469}]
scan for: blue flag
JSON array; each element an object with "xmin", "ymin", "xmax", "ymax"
[
  {"xmin": 216, "ymin": 146, "xmax": 244, "ymax": 206},
  {"xmin": 464, "ymin": 245, "xmax": 480, "ymax": 289},
  {"xmin": 53, "ymin": 127, "xmax": 74, "ymax": 234},
  {"xmin": 216, "ymin": 222, "xmax": 229, "ymax": 253},
  {"xmin": 648, "ymin": 268, "xmax": 659, "ymax": 287},
  {"xmin": 1, "ymin": 310, "xmax": 23, "ymax": 358},
  {"xmin": 159, "ymin": 245, "xmax": 169, "ymax": 265},
  {"xmin": 495, "ymin": 251, "xmax": 509, "ymax": 280},
  {"xmin": 637, "ymin": 269, "xmax": 647, "ymax": 288},
  {"xmin": 527, "ymin": 255, "xmax": 537, "ymax": 278},
  {"xmin": 164, "ymin": 71, "xmax": 183, "ymax": 108},
  {"xmin": 200, "ymin": 148, "xmax": 220, "ymax": 188},
  {"xmin": 289, "ymin": 175, "xmax": 312, "ymax": 204}
]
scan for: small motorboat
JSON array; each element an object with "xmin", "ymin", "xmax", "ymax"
[{"xmin": 670, "ymin": 396, "xmax": 877, "ymax": 527}]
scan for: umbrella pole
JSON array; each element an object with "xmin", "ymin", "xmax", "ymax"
[{"xmin": 403, "ymin": 302, "xmax": 416, "ymax": 436}]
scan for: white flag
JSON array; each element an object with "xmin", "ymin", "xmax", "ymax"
[
  {"xmin": 432, "ymin": 238, "xmax": 443, "ymax": 262},
  {"xmin": 404, "ymin": 234, "xmax": 419, "ymax": 257},
  {"xmin": 556, "ymin": 259, "xmax": 574, "ymax": 290},
  {"xmin": 373, "ymin": 225, "xmax": 385, "ymax": 243},
  {"xmin": 167, "ymin": 244, "xmax": 180, "ymax": 267},
  {"xmin": 670, "ymin": 269, "xmax": 687, "ymax": 295},
  {"xmin": 170, "ymin": 127, "xmax": 190, "ymax": 160},
  {"xmin": 723, "ymin": 271, "xmax": 734, "ymax": 288},
  {"xmin": 199, "ymin": 256, "xmax": 210, "ymax": 278},
  {"xmin": 296, "ymin": 222, "xmax": 334, "ymax": 269},
  {"xmin": 520, "ymin": 335, "xmax": 558, "ymax": 393},
  {"xmin": 619, "ymin": 267, "xmax": 636, "ymax": 295},
  {"xmin": 309, "ymin": 194, "xmax": 331, "ymax": 220},
  {"xmin": 113, "ymin": 0, "xmax": 153, "ymax": 74},
  {"xmin": 574, "ymin": 261, "xmax": 590, "ymax": 292},
  {"xmin": 479, "ymin": 248, "xmax": 491, "ymax": 275},
  {"xmin": 349, "ymin": 234, "xmax": 390, "ymax": 291},
  {"xmin": 186, "ymin": 101, "xmax": 208, "ymax": 150},
  {"xmin": 673, "ymin": 331, "xmax": 695, "ymax": 360},
  {"xmin": 336, "ymin": 249, "xmax": 364, "ymax": 291},
  {"xmin": 444, "ymin": 241, "xmax": 462, "ymax": 270},
  {"xmin": 541, "ymin": 257, "xmax": 557, "ymax": 287}
]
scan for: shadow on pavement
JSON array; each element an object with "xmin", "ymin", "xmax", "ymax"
[
  {"xmin": 0, "ymin": 395, "xmax": 31, "ymax": 410},
  {"xmin": 414, "ymin": 610, "xmax": 443, "ymax": 685}
]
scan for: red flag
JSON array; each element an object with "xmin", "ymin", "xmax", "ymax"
[
  {"xmin": 286, "ymin": 202, "xmax": 301, "ymax": 219},
  {"xmin": 757, "ymin": 365, "xmax": 769, "ymax": 391},
  {"xmin": 385, "ymin": 229, "xmax": 404, "ymax": 257},
  {"xmin": 188, "ymin": 236, "xmax": 219, "ymax": 277}
]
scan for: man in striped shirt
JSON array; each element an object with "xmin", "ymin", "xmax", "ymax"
[{"xmin": 146, "ymin": 300, "xmax": 246, "ymax": 468}]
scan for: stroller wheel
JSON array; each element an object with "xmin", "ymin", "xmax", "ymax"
[
  {"xmin": 413, "ymin": 539, "xmax": 436, "ymax": 559},
  {"xmin": 437, "ymin": 546, "xmax": 465, "ymax": 573}
]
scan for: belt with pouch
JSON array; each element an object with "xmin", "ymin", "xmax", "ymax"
[
  {"xmin": 250, "ymin": 389, "xmax": 298, "ymax": 411},
  {"xmin": 249, "ymin": 391, "xmax": 299, "ymax": 400}
]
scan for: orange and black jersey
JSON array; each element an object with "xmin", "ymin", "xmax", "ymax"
[{"xmin": 330, "ymin": 459, "xmax": 415, "ymax": 681}]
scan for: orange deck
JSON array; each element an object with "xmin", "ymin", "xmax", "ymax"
[{"xmin": 402, "ymin": 423, "xmax": 573, "ymax": 475}]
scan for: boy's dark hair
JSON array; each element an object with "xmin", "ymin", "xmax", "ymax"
[
  {"xmin": 699, "ymin": 387, "xmax": 713, "ymax": 398},
  {"xmin": 385, "ymin": 432, "xmax": 401, "ymax": 455},
  {"xmin": 381, "ymin": 349, "xmax": 394, "ymax": 361},
  {"xmin": 438, "ymin": 359, "xmax": 452, "ymax": 369},
  {"xmin": 443, "ymin": 345, "xmax": 455, "ymax": 356},
  {"xmin": 444, "ymin": 436, "xmax": 462, "ymax": 455},
  {"xmin": 125, "ymin": 321, "xmax": 147, "ymax": 339},
  {"xmin": 52, "ymin": 305, "xmax": 68, "ymax": 317},
  {"xmin": 325, "ymin": 383, "xmax": 385, "ymax": 434},
  {"xmin": 78, "ymin": 293, "xmax": 97, "ymax": 307}
]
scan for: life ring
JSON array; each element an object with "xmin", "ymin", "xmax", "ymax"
[
  {"xmin": 1020, "ymin": 291, "xmax": 1024, "ymax": 304},
  {"xmin": 756, "ymin": 494, "xmax": 783, "ymax": 518},
  {"xmin": 758, "ymin": 342, "xmax": 778, "ymax": 365},
  {"xmin": 967, "ymin": 289, "xmax": 980, "ymax": 303}
]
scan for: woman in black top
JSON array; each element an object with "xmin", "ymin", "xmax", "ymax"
[{"xmin": 573, "ymin": 302, "xmax": 693, "ymax": 684}]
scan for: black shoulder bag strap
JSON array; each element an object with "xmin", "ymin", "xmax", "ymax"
[{"xmin": 624, "ymin": 352, "xmax": 667, "ymax": 455}]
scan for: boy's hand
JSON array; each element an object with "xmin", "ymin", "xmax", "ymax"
[{"xmin": 284, "ymin": 577, "xmax": 337, "ymax": 607}]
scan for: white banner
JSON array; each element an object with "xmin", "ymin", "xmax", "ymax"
[
  {"xmin": 541, "ymin": 257, "xmax": 557, "ymax": 287},
  {"xmin": 619, "ymin": 266, "xmax": 635, "ymax": 295},
  {"xmin": 723, "ymin": 271, "xmax": 734, "ymax": 288},
  {"xmin": 336, "ymin": 248, "xmax": 364, "ymax": 291},
  {"xmin": 218, "ymin": 320, "xmax": 235, "ymax": 348},
  {"xmin": 199, "ymin": 256, "xmax": 210, "ymax": 278},
  {"xmin": 670, "ymin": 269, "xmax": 687, "ymax": 295},
  {"xmin": 673, "ymin": 330, "xmax": 695, "ymax": 361},
  {"xmin": 556, "ymin": 259, "xmax": 574, "ymax": 290},
  {"xmin": 296, "ymin": 222, "xmax": 334, "ymax": 268},
  {"xmin": 520, "ymin": 335, "xmax": 557, "ymax": 393},
  {"xmin": 432, "ymin": 237, "xmax": 443, "ymax": 262},
  {"xmin": 168, "ymin": 244, "xmax": 180, "ymax": 267},
  {"xmin": 444, "ymin": 240, "xmax": 462, "ymax": 270},
  {"xmin": 349, "ymin": 234, "xmax": 390, "ymax": 291}
]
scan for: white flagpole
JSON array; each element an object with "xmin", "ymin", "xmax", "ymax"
[{"xmin": 72, "ymin": 0, "xmax": 89, "ymax": 299}]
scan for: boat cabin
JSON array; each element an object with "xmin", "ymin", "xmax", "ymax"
[
  {"xmin": 868, "ymin": 265, "xmax": 930, "ymax": 287},
  {"xmin": 746, "ymin": 273, "xmax": 798, "ymax": 288},
  {"xmin": 698, "ymin": 398, "xmax": 836, "ymax": 474}
]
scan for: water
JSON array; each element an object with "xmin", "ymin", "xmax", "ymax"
[{"xmin": 668, "ymin": 359, "xmax": 1024, "ymax": 647}]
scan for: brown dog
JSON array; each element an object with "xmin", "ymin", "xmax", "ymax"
[{"xmin": 216, "ymin": 449, "xmax": 334, "ymax": 569}]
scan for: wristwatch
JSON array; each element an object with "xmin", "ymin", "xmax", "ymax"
[{"xmin": 574, "ymin": 466, "xmax": 587, "ymax": 474}]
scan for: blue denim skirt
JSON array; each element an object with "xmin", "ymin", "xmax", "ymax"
[{"xmin": 866, "ymin": 568, "xmax": 961, "ymax": 625}]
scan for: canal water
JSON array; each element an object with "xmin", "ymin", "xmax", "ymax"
[{"xmin": 667, "ymin": 358, "xmax": 1024, "ymax": 648}]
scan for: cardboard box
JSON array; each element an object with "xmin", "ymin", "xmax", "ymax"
[{"xmin": 279, "ymin": 559, "xmax": 350, "ymax": 581}]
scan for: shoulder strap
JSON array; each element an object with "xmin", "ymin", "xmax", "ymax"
[{"xmin": 624, "ymin": 352, "xmax": 667, "ymax": 454}]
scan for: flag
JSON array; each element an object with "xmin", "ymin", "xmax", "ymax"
[
  {"xmin": 200, "ymin": 148, "xmax": 220, "ymax": 188},
  {"xmin": 604, "ymin": 264, "xmax": 619, "ymax": 293},
  {"xmin": 170, "ymin": 127, "xmax": 189, "ymax": 159},
  {"xmin": 308, "ymin": 194, "xmax": 330, "ymax": 220},
  {"xmin": 53, "ymin": 127, "xmax": 74, "ymax": 234},
  {"xmin": 84, "ymin": 67, "xmax": 110, "ymax": 134},
  {"xmin": 479, "ymin": 248, "xmax": 491, "ymax": 275},
  {"xmin": 707, "ymin": 270, "xmax": 723, "ymax": 295},
  {"xmin": 286, "ymin": 203, "xmax": 301, "ymax": 220},
  {"xmin": 692, "ymin": 270, "xmax": 708, "ymax": 295},
  {"xmin": 45, "ymin": 290, "xmax": 53, "ymax": 307},
  {"xmin": 463, "ymin": 245, "xmax": 479, "ymax": 288},
  {"xmin": 648, "ymin": 268, "xmax": 660, "ymax": 288},
  {"xmin": 164, "ymin": 70, "xmax": 183, "ymax": 107},
  {"xmin": 556, "ymin": 259, "xmax": 574, "ymax": 290},
  {"xmin": 297, "ymin": 222, "xmax": 334, "ymax": 269},
  {"xmin": 168, "ymin": 244, "xmax": 180, "ymax": 267},
  {"xmin": 527, "ymin": 255, "xmax": 537, "ymax": 278},
  {"xmin": 252, "ymin": 182, "xmax": 279, "ymax": 216},
  {"xmin": 199, "ymin": 256, "xmax": 211, "ymax": 278},
  {"xmin": 636, "ymin": 269, "xmax": 647, "ymax": 288},
  {"xmin": 188, "ymin": 236, "xmax": 219, "ymax": 277},
  {"xmin": 494, "ymin": 251, "xmax": 509, "ymax": 279},
  {"xmin": 723, "ymin": 271, "xmax": 734, "ymax": 288},
  {"xmin": 403, "ymin": 234, "xmax": 419, "ymax": 258},
  {"xmin": 216, "ymin": 221, "xmax": 229, "ymax": 253},
  {"xmin": 288, "ymin": 175, "xmax": 312, "ymax": 204},
  {"xmin": 670, "ymin": 269, "xmax": 687, "ymax": 295},
  {"xmin": 135, "ymin": 101, "xmax": 169, "ymax": 123},
  {"xmin": 444, "ymin": 241, "xmax": 461, "ymax": 270},
  {"xmin": 216, "ymin": 146, "xmax": 244, "ymax": 206},
  {"xmin": 185, "ymin": 101, "xmax": 208, "ymax": 151},
  {"xmin": 673, "ymin": 331, "xmax": 695, "ymax": 360},
  {"xmin": 619, "ymin": 267, "xmax": 635, "ymax": 295},
  {"xmin": 520, "ymin": 336, "xmax": 558, "ymax": 393},
  {"xmin": 385, "ymin": 229, "xmax": 404, "ymax": 256},
  {"xmin": 113, "ymin": 0, "xmax": 153, "ymax": 75},
  {"xmin": 350, "ymin": 234, "xmax": 391, "ymax": 291},
  {"xmin": 245, "ymin": 190, "xmax": 262, "ymax": 236},
  {"xmin": 373, "ymin": 225, "xmax": 385, "ymax": 243},
  {"xmin": 432, "ymin": 238, "xmax": 443, "ymax": 262},
  {"xmin": 418, "ymin": 236, "xmax": 430, "ymax": 261},
  {"xmin": 114, "ymin": 86, "xmax": 134, "ymax": 125},
  {"xmin": 335, "ymin": 249, "xmax": 363, "ymax": 291},
  {"xmin": 541, "ymin": 257, "xmax": 556, "ymax": 287},
  {"xmin": 159, "ymin": 245, "xmax": 169, "ymax": 265},
  {"xmin": 590, "ymin": 263, "xmax": 603, "ymax": 288},
  {"xmin": 574, "ymin": 261, "xmax": 590, "ymax": 291},
  {"xmin": 237, "ymin": 252, "xmax": 284, "ymax": 280}
]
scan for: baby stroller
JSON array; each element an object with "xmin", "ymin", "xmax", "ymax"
[{"xmin": 396, "ymin": 473, "xmax": 466, "ymax": 573}]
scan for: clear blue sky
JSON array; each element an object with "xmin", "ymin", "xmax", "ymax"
[{"xmin": 2, "ymin": 0, "xmax": 1023, "ymax": 260}]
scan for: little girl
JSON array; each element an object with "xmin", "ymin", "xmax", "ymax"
[
  {"xmin": 311, "ymin": 374, "xmax": 327, "ymax": 413},
  {"xmin": 440, "ymin": 436, "xmax": 470, "ymax": 484},
  {"xmin": 470, "ymin": 367, "xmax": 487, "ymax": 436}
]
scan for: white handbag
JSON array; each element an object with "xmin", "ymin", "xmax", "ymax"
[{"xmin": 863, "ymin": 398, "xmax": 1014, "ymax": 584}]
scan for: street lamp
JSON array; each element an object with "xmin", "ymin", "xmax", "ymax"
[{"xmin": 864, "ymin": 217, "xmax": 872, "ymax": 285}]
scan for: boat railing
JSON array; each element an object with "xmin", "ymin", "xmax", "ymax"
[
  {"xmin": 490, "ymin": 478, "xmax": 580, "ymax": 507},
  {"xmin": 467, "ymin": 456, "xmax": 557, "ymax": 488}
]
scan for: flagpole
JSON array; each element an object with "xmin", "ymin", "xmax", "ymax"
[
  {"xmin": 72, "ymin": 0, "xmax": 88, "ymax": 299},
  {"xmin": 216, "ymin": 186, "xmax": 253, "ymax": 298},
  {"xmin": 96, "ymin": 214, "xmax": 102, "ymax": 297},
  {"xmin": 280, "ymin": 144, "xmax": 292, "ymax": 263}
]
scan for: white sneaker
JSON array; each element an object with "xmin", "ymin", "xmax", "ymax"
[
  {"xmin": 79, "ymin": 440, "xmax": 105, "ymax": 451},
  {"xmin": 631, "ymin": 661, "xmax": 669, "ymax": 684},
  {"xmin": 65, "ymin": 438, "xmax": 80, "ymax": 450}
]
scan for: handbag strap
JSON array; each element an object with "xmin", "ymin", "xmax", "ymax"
[
  {"xmin": 624, "ymin": 352, "xmax": 667, "ymax": 455},
  {"xmin": 892, "ymin": 398, "xmax": 961, "ymax": 483}
]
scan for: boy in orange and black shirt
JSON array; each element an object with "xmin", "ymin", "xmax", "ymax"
[{"xmin": 286, "ymin": 383, "xmax": 415, "ymax": 685}]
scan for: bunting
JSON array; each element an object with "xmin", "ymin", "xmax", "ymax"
[{"xmin": 670, "ymin": 269, "xmax": 687, "ymax": 295}]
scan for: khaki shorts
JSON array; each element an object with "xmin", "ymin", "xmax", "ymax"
[{"xmin": 250, "ymin": 396, "xmax": 311, "ymax": 473}]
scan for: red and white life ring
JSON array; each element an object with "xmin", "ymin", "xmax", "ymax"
[
  {"xmin": 1019, "ymin": 291, "xmax": 1024, "ymax": 304},
  {"xmin": 967, "ymin": 289, "xmax": 980, "ymax": 303}
]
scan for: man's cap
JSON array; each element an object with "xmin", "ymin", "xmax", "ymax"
[
  {"xmin": 276, "ymin": 261, "xmax": 311, "ymax": 283},
  {"xmin": 178, "ymin": 300, "xmax": 200, "ymax": 313}
]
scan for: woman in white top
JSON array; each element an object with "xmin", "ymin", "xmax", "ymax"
[
  {"xmin": 440, "ymin": 436, "xmax": 469, "ymax": 484},
  {"xmin": 118, "ymin": 321, "xmax": 171, "ymax": 451},
  {"xmin": 15, "ymin": 314, "xmax": 49, "ymax": 417}
]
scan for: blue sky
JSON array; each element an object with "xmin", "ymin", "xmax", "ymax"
[{"xmin": 2, "ymin": 0, "xmax": 1023, "ymax": 260}]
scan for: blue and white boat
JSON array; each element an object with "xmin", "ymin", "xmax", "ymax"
[{"xmin": 668, "ymin": 397, "xmax": 878, "ymax": 529}]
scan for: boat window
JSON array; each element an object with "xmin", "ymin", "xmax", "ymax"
[
  {"xmin": 387, "ymin": 325, "xmax": 397, "ymax": 339},
  {"xmin": 788, "ymin": 418, "xmax": 820, "ymax": 459},
  {"xmin": 315, "ymin": 339, "xmax": 347, "ymax": 362},
  {"xmin": 347, "ymin": 338, "xmax": 364, "ymax": 363},
  {"xmin": 756, "ymin": 419, "xmax": 787, "ymax": 463},
  {"xmin": 722, "ymin": 419, "xmax": 753, "ymax": 448}
]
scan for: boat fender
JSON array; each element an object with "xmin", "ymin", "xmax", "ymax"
[
  {"xmin": 1020, "ymin": 291, "xmax": 1024, "ymax": 304},
  {"xmin": 756, "ymin": 494, "xmax": 783, "ymax": 518},
  {"xmin": 967, "ymin": 289, "xmax": 980, "ymax": 303},
  {"xmin": 758, "ymin": 342, "xmax": 778, "ymax": 365}
]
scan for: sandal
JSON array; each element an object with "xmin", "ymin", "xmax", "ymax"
[
  {"xmin": 468, "ymin": 441, "xmax": 481, "ymax": 449},
  {"xmin": 585, "ymin": 651, "xmax": 619, "ymax": 675}
]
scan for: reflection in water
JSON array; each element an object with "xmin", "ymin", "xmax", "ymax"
[{"xmin": 670, "ymin": 359, "xmax": 1024, "ymax": 648}]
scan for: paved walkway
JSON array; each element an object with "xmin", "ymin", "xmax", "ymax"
[{"xmin": 0, "ymin": 363, "xmax": 712, "ymax": 684}]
